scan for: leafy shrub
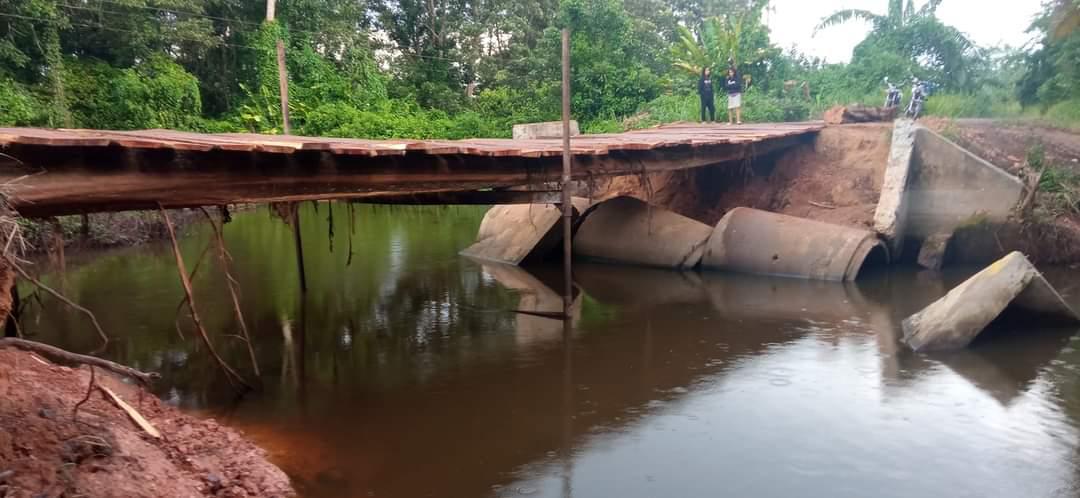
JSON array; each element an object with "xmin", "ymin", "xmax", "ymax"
[
  {"xmin": 0, "ymin": 78, "xmax": 42, "ymax": 126},
  {"xmin": 624, "ymin": 89, "xmax": 812, "ymax": 130},
  {"xmin": 1044, "ymin": 99, "xmax": 1080, "ymax": 128},
  {"xmin": 925, "ymin": 93, "xmax": 1022, "ymax": 119},
  {"xmin": 582, "ymin": 119, "xmax": 623, "ymax": 134}
]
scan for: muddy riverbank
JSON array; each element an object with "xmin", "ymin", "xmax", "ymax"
[{"xmin": 0, "ymin": 347, "xmax": 295, "ymax": 497}]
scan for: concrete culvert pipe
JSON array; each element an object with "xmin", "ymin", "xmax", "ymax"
[
  {"xmin": 573, "ymin": 196, "xmax": 713, "ymax": 269},
  {"xmin": 702, "ymin": 207, "xmax": 889, "ymax": 281}
]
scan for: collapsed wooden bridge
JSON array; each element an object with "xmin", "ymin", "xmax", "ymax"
[{"xmin": 0, "ymin": 122, "xmax": 823, "ymax": 217}]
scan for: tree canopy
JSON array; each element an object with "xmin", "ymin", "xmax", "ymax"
[{"xmin": 0, "ymin": 0, "xmax": 1075, "ymax": 136}]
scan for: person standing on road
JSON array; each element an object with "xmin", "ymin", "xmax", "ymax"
[
  {"xmin": 725, "ymin": 66, "xmax": 744, "ymax": 125},
  {"xmin": 698, "ymin": 67, "xmax": 716, "ymax": 123}
]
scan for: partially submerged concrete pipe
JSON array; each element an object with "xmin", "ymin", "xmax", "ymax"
[
  {"xmin": 461, "ymin": 198, "xmax": 591, "ymax": 265},
  {"xmin": 701, "ymin": 207, "xmax": 888, "ymax": 281},
  {"xmin": 573, "ymin": 196, "xmax": 712, "ymax": 269},
  {"xmin": 902, "ymin": 251, "xmax": 1080, "ymax": 352}
]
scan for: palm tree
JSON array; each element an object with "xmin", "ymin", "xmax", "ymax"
[
  {"xmin": 814, "ymin": 0, "xmax": 972, "ymax": 55},
  {"xmin": 815, "ymin": 0, "xmax": 946, "ymax": 34},
  {"xmin": 815, "ymin": 0, "xmax": 978, "ymax": 89}
]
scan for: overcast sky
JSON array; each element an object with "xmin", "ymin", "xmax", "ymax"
[{"xmin": 765, "ymin": 0, "xmax": 1046, "ymax": 63}]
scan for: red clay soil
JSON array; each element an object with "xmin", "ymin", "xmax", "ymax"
[
  {"xmin": 766, "ymin": 123, "xmax": 891, "ymax": 228},
  {"xmin": 0, "ymin": 348, "xmax": 295, "ymax": 498},
  {"xmin": 586, "ymin": 123, "xmax": 892, "ymax": 229},
  {"xmin": 923, "ymin": 118, "xmax": 1080, "ymax": 176}
]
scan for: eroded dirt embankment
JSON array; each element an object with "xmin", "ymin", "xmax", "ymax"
[
  {"xmin": 584, "ymin": 123, "xmax": 892, "ymax": 229},
  {"xmin": 0, "ymin": 348, "xmax": 295, "ymax": 498}
]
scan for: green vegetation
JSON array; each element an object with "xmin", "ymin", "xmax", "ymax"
[
  {"xmin": 1027, "ymin": 143, "xmax": 1080, "ymax": 216},
  {"xmin": 0, "ymin": 0, "xmax": 1077, "ymax": 138}
]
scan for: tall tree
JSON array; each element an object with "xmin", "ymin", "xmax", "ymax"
[{"xmin": 816, "ymin": 0, "xmax": 979, "ymax": 90}]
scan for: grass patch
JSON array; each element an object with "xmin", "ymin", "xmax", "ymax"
[{"xmin": 1027, "ymin": 143, "xmax": 1080, "ymax": 217}]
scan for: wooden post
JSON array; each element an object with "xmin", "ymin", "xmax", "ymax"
[
  {"xmin": 48, "ymin": 218, "xmax": 65, "ymax": 274},
  {"xmin": 276, "ymin": 40, "xmax": 291, "ymax": 135},
  {"xmin": 265, "ymin": 0, "xmax": 290, "ymax": 134},
  {"xmin": 292, "ymin": 206, "xmax": 307, "ymax": 293},
  {"xmin": 560, "ymin": 28, "xmax": 573, "ymax": 319}
]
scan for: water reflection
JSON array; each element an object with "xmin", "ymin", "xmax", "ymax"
[{"xmin": 18, "ymin": 204, "xmax": 1080, "ymax": 498}]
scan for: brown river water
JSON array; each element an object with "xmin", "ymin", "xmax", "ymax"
[{"xmin": 20, "ymin": 203, "xmax": 1080, "ymax": 498}]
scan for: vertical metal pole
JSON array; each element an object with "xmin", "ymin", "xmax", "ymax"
[
  {"xmin": 276, "ymin": 40, "xmax": 292, "ymax": 135},
  {"xmin": 560, "ymin": 28, "xmax": 573, "ymax": 318}
]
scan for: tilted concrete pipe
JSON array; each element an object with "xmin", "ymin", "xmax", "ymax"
[
  {"xmin": 573, "ymin": 196, "xmax": 713, "ymax": 269},
  {"xmin": 702, "ymin": 207, "xmax": 888, "ymax": 281}
]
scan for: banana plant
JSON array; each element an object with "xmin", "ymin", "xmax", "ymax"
[{"xmin": 671, "ymin": 0, "xmax": 770, "ymax": 77}]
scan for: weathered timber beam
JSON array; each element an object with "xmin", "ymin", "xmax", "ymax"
[
  {"xmin": 0, "ymin": 133, "xmax": 813, "ymax": 217},
  {"xmin": 351, "ymin": 190, "xmax": 562, "ymax": 205}
]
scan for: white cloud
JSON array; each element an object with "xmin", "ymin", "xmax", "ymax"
[{"xmin": 765, "ymin": 0, "xmax": 1046, "ymax": 63}]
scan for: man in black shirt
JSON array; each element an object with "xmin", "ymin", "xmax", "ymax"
[{"xmin": 698, "ymin": 67, "xmax": 716, "ymax": 122}]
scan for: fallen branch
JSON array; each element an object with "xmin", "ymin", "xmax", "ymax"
[
  {"xmin": 99, "ymin": 385, "xmax": 161, "ymax": 439},
  {"xmin": 1018, "ymin": 169, "xmax": 1043, "ymax": 220},
  {"xmin": 2, "ymin": 254, "xmax": 109, "ymax": 349},
  {"xmin": 0, "ymin": 338, "xmax": 156, "ymax": 386},
  {"xmin": 809, "ymin": 201, "xmax": 837, "ymax": 210},
  {"xmin": 159, "ymin": 206, "xmax": 250, "ymax": 391},
  {"xmin": 199, "ymin": 207, "xmax": 260, "ymax": 377}
]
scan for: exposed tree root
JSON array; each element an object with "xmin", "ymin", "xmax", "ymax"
[
  {"xmin": 0, "ymin": 338, "xmax": 155, "ymax": 385},
  {"xmin": 159, "ymin": 206, "xmax": 251, "ymax": 391},
  {"xmin": 73, "ymin": 365, "xmax": 96, "ymax": 420},
  {"xmin": 199, "ymin": 208, "xmax": 260, "ymax": 377}
]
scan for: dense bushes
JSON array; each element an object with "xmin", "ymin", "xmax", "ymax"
[{"xmin": 63, "ymin": 56, "xmax": 202, "ymax": 130}]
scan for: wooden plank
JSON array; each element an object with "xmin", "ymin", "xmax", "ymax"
[{"xmin": 0, "ymin": 122, "xmax": 825, "ymax": 161}]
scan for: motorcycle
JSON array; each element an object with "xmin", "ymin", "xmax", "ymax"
[
  {"xmin": 906, "ymin": 81, "xmax": 926, "ymax": 120},
  {"xmin": 884, "ymin": 83, "xmax": 902, "ymax": 109}
]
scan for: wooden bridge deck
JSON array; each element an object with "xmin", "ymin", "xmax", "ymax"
[{"xmin": 0, "ymin": 122, "xmax": 823, "ymax": 217}]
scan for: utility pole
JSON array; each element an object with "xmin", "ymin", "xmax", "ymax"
[
  {"xmin": 265, "ymin": 0, "xmax": 291, "ymax": 134},
  {"xmin": 560, "ymin": 28, "xmax": 573, "ymax": 319}
]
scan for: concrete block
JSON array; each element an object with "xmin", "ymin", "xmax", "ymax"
[
  {"xmin": 872, "ymin": 119, "xmax": 916, "ymax": 258},
  {"xmin": 916, "ymin": 232, "xmax": 953, "ymax": 271},
  {"xmin": 512, "ymin": 121, "xmax": 580, "ymax": 140},
  {"xmin": 902, "ymin": 251, "xmax": 1080, "ymax": 352},
  {"xmin": 702, "ymin": 207, "xmax": 888, "ymax": 281},
  {"xmin": 461, "ymin": 197, "xmax": 591, "ymax": 265},
  {"xmin": 573, "ymin": 196, "xmax": 712, "ymax": 269},
  {"xmin": 905, "ymin": 128, "xmax": 1025, "ymax": 238}
]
